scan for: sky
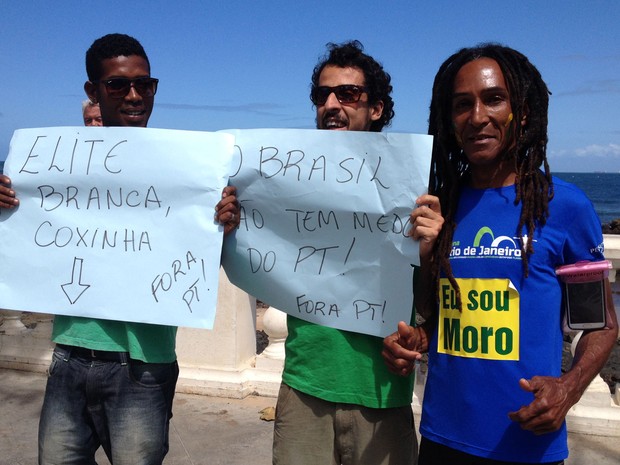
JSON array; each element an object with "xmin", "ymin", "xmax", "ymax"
[{"xmin": 1, "ymin": 1, "xmax": 619, "ymax": 172}]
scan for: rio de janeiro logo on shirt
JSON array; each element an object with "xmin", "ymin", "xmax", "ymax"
[{"xmin": 449, "ymin": 226, "xmax": 536, "ymax": 261}]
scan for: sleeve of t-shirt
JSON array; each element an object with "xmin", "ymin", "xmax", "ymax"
[{"xmin": 561, "ymin": 190, "xmax": 605, "ymax": 264}]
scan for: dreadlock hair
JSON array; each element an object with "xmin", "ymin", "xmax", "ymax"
[
  {"xmin": 310, "ymin": 40, "xmax": 395, "ymax": 132},
  {"xmin": 427, "ymin": 43, "xmax": 552, "ymax": 310}
]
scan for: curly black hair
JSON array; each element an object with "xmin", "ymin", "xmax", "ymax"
[
  {"xmin": 310, "ymin": 40, "xmax": 394, "ymax": 132},
  {"xmin": 86, "ymin": 33, "xmax": 150, "ymax": 82},
  {"xmin": 427, "ymin": 43, "xmax": 552, "ymax": 310}
]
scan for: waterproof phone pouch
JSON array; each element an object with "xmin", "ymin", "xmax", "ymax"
[{"xmin": 555, "ymin": 260, "xmax": 611, "ymax": 330}]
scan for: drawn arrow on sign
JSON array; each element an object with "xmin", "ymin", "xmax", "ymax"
[{"xmin": 61, "ymin": 257, "xmax": 91, "ymax": 304}]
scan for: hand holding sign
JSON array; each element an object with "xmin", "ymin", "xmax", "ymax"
[
  {"xmin": 0, "ymin": 126, "xmax": 234, "ymax": 329},
  {"xmin": 222, "ymin": 129, "xmax": 432, "ymax": 337}
]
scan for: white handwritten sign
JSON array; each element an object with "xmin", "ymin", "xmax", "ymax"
[
  {"xmin": 0, "ymin": 127, "xmax": 234, "ymax": 329},
  {"xmin": 221, "ymin": 129, "xmax": 432, "ymax": 337}
]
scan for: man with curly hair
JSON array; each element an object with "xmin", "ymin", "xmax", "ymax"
[{"xmin": 272, "ymin": 40, "xmax": 418, "ymax": 465}]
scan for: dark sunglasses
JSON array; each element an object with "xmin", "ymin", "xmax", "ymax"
[
  {"xmin": 94, "ymin": 77, "xmax": 159, "ymax": 98},
  {"xmin": 311, "ymin": 85, "xmax": 369, "ymax": 105}
]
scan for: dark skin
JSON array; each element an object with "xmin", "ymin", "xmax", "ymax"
[
  {"xmin": 506, "ymin": 279, "xmax": 617, "ymax": 434},
  {"xmin": 382, "ymin": 57, "xmax": 618, "ymax": 435},
  {"xmin": 383, "ymin": 298, "xmax": 618, "ymax": 434},
  {"xmin": 1, "ymin": 53, "xmax": 239, "ymax": 232},
  {"xmin": 216, "ymin": 185, "xmax": 240, "ymax": 235},
  {"xmin": 0, "ymin": 175, "xmax": 18, "ymax": 210}
]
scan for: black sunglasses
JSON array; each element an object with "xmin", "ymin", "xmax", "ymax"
[
  {"xmin": 311, "ymin": 85, "xmax": 369, "ymax": 105},
  {"xmin": 94, "ymin": 77, "xmax": 159, "ymax": 99}
]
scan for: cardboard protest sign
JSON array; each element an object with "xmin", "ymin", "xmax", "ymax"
[
  {"xmin": 221, "ymin": 129, "xmax": 432, "ymax": 337},
  {"xmin": 0, "ymin": 127, "xmax": 233, "ymax": 329}
]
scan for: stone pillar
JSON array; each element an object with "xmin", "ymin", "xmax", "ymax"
[
  {"xmin": 0, "ymin": 310, "xmax": 54, "ymax": 372},
  {"xmin": 0, "ymin": 310, "xmax": 27, "ymax": 334},
  {"xmin": 250, "ymin": 305, "xmax": 287, "ymax": 397},
  {"xmin": 604, "ymin": 235, "xmax": 620, "ymax": 333},
  {"xmin": 175, "ymin": 267, "xmax": 259, "ymax": 398},
  {"xmin": 255, "ymin": 306, "xmax": 287, "ymax": 367}
]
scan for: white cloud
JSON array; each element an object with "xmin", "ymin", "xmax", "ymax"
[
  {"xmin": 573, "ymin": 143, "xmax": 620, "ymax": 157},
  {"xmin": 549, "ymin": 144, "xmax": 620, "ymax": 172},
  {"xmin": 553, "ymin": 144, "xmax": 620, "ymax": 158}
]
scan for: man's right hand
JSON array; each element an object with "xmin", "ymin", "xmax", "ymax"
[
  {"xmin": 0, "ymin": 175, "xmax": 19, "ymax": 209},
  {"xmin": 382, "ymin": 321, "xmax": 429, "ymax": 377}
]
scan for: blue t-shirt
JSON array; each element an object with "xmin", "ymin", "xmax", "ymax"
[{"xmin": 420, "ymin": 177, "xmax": 604, "ymax": 462}]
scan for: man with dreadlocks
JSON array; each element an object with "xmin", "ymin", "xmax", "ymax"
[{"xmin": 382, "ymin": 43, "xmax": 617, "ymax": 464}]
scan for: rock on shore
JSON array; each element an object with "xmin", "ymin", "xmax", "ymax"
[{"xmin": 603, "ymin": 219, "xmax": 620, "ymax": 234}]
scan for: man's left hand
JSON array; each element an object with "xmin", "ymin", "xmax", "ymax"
[
  {"xmin": 215, "ymin": 185, "xmax": 240, "ymax": 236},
  {"xmin": 508, "ymin": 376, "xmax": 580, "ymax": 435}
]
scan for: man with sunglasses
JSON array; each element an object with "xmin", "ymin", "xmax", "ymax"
[
  {"xmin": 272, "ymin": 41, "xmax": 417, "ymax": 465},
  {"xmin": 1, "ymin": 33, "xmax": 238, "ymax": 464}
]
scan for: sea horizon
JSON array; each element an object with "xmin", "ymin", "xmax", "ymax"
[{"xmin": 1, "ymin": 161, "xmax": 619, "ymax": 224}]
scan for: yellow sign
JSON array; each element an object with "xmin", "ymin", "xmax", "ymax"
[{"xmin": 438, "ymin": 278, "xmax": 520, "ymax": 360}]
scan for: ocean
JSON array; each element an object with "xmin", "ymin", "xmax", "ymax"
[
  {"xmin": 555, "ymin": 172, "xmax": 620, "ymax": 225},
  {"xmin": 0, "ymin": 160, "xmax": 618, "ymax": 224},
  {"xmin": 2, "ymin": 161, "xmax": 620, "ymax": 325}
]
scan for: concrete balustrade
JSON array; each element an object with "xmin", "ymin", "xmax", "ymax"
[{"xmin": 1, "ymin": 238, "xmax": 619, "ymax": 436}]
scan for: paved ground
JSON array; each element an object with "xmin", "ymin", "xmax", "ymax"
[
  {"xmin": 0, "ymin": 368, "xmax": 617, "ymax": 465},
  {"xmin": 0, "ymin": 368, "xmax": 275, "ymax": 465}
]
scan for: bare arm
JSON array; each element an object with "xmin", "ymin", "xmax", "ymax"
[{"xmin": 508, "ymin": 279, "xmax": 618, "ymax": 434}]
